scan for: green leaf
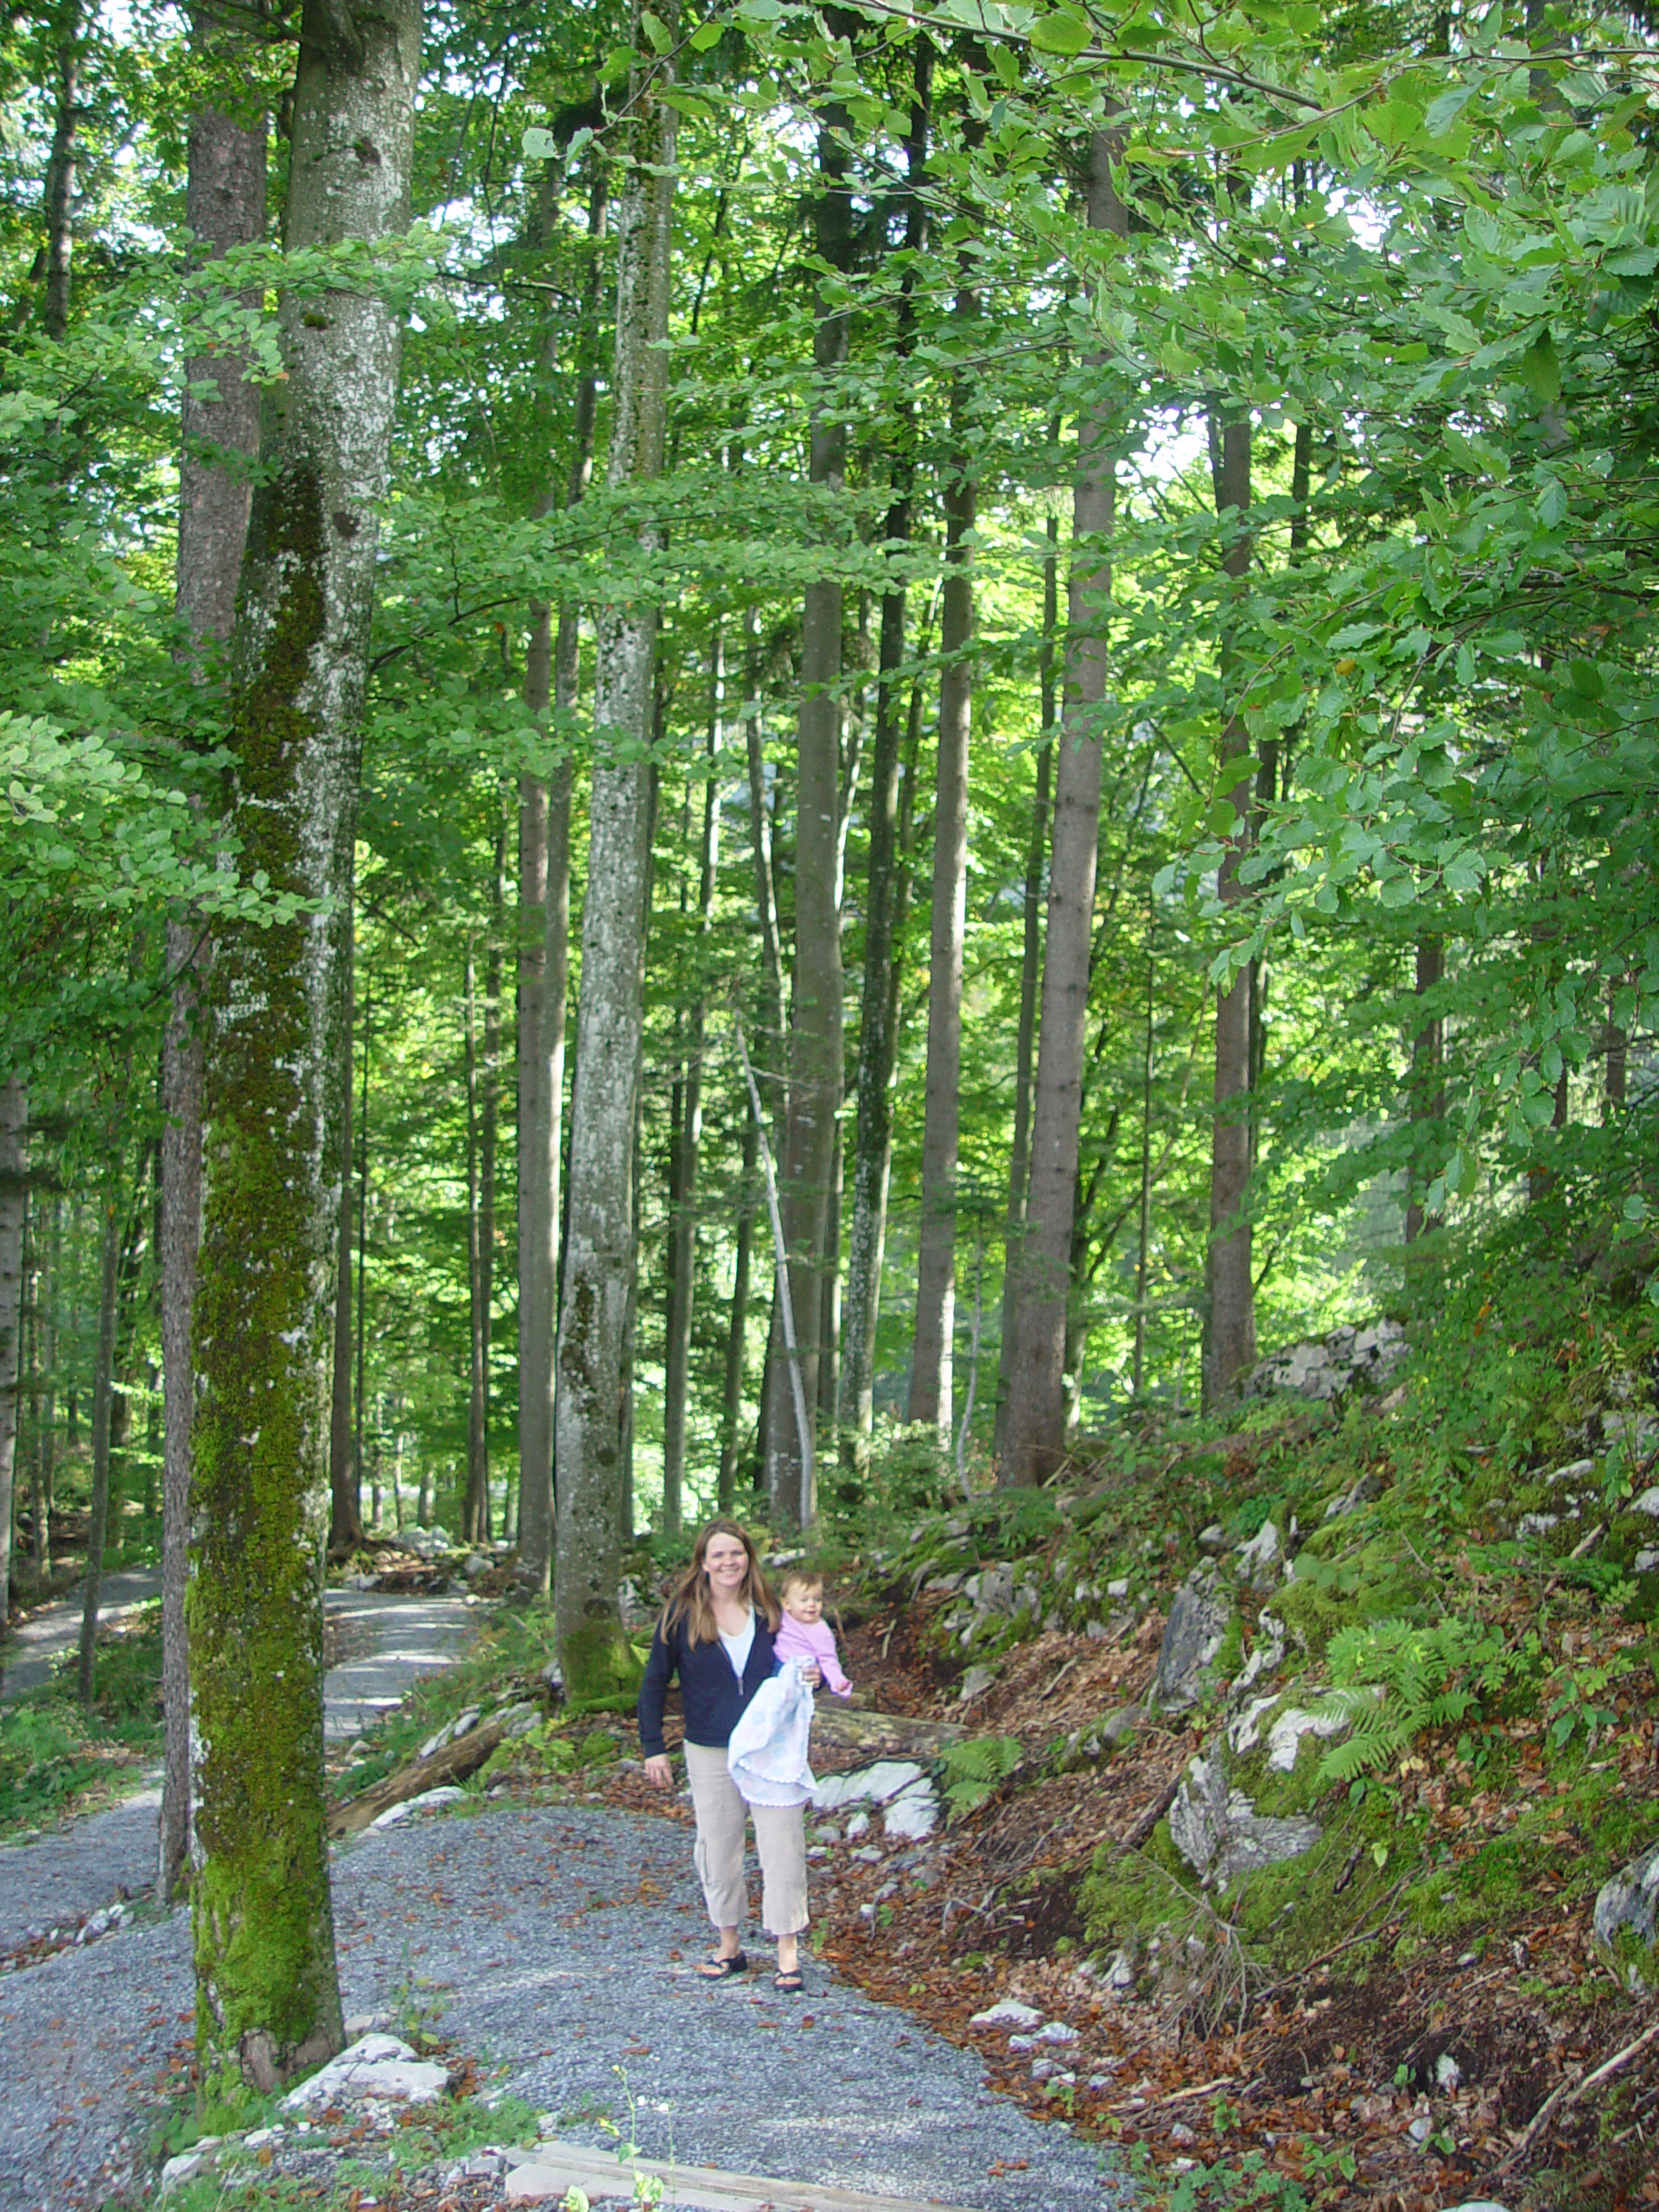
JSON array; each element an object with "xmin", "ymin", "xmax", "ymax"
[
  {"xmin": 1029, "ymin": 9, "xmax": 1092, "ymax": 56},
  {"xmin": 1517, "ymin": 330, "xmax": 1560, "ymax": 406},
  {"xmin": 688, "ymin": 16, "xmax": 725, "ymax": 47},
  {"xmin": 521, "ymin": 127, "xmax": 560, "ymax": 162},
  {"xmin": 639, "ymin": 10, "xmax": 674, "ymax": 51}
]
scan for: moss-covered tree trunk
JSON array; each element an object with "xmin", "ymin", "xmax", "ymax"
[
  {"xmin": 188, "ymin": 0, "xmax": 420, "ymax": 2098},
  {"xmin": 0, "ymin": 1079, "xmax": 25, "ymax": 1669},
  {"xmin": 554, "ymin": 2, "xmax": 678, "ymax": 1697}
]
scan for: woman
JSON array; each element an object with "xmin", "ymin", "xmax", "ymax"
[{"xmin": 638, "ymin": 1516, "xmax": 819, "ymax": 1992}]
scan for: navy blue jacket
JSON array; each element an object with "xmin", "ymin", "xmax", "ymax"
[{"xmin": 637, "ymin": 1611, "xmax": 778, "ymax": 1758}]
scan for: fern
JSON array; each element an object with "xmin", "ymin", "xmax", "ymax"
[
  {"xmin": 937, "ymin": 1733, "xmax": 1022, "ymax": 1821},
  {"xmin": 1312, "ymin": 1615, "xmax": 1537, "ymax": 1784}
]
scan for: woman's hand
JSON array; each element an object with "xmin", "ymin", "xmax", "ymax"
[
  {"xmin": 644, "ymin": 1754, "xmax": 673, "ymax": 1790},
  {"xmin": 798, "ymin": 1662, "xmax": 822, "ymax": 1689}
]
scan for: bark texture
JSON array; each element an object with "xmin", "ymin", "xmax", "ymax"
[
  {"xmin": 554, "ymin": 8, "xmax": 677, "ymax": 1694},
  {"xmin": 1203, "ymin": 417, "xmax": 1256, "ymax": 1408},
  {"xmin": 162, "ymin": 92, "xmax": 268, "ymax": 1899},
  {"xmin": 1001, "ymin": 130, "xmax": 1125, "ymax": 1487},
  {"xmin": 1404, "ymin": 935, "xmax": 1445, "ymax": 1245},
  {"xmin": 189, "ymin": 0, "xmax": 419, "ymax": 2093},
  {"xmin": 0, "ymin": 1081, "xmax": 24, "ymax": 1655},
  {"xmin": 79, "ymin": 1173, "xmax": 123, "ymax": 1709},
  {"xmin": 838, "ymin": 44, "xmax": 930, "ymax": 1478},
  {"xmin": 518, "ymin": 169, "xmax": 606, "ymax": 1593},
  {"xmin": 765, "ymin": 103, "xmax": 853, "ymax": 1533},
  {"xmin": 662, "ymin": 642, "xmax": 721, "ymax": 1531},
  {"xmin": 908, "ymin": 369, "xmax": 976, "ymax": 1438}
]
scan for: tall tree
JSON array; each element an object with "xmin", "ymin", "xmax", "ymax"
[
  {"xmin": 188, "ymin": 0, "xmax": 421, "ymax": 2090},
  {"xmin": 765, "ymin": 84, "xmax": 855, "ymax": 1531},
  {"xmin": 0, "ymin": 1081, "xmax": 24, "ymax": 1668},
  {"xmin": 662, "ymin": 637, "xmax": 722, "ymax": 1532},
  {"xmin": 162, "ymin": 73, "xmax": 270, "ymax": 1896},
  {"xmin": 908, "ymin": 236, "xmax": 980, "ymax": 1438},
  {"xmin": 1203, "ymin": 411, "xmax": 1256, "ymax": 1407},
  {"xmin": 518, "ymin": 164, "xmax": 607, "ymax": 1596},
  {"xmin": 1001, "ymin": 129, "xmax": 1126, "ymax": 1487},
  {"xmin": 554, "ymin": 0, "xmax": 679, "ymax": 1694}
]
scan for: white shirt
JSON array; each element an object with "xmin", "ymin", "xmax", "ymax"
[{"xmin": 718, "ymin": 1609, "xmax": 755, "ymax": 1683}]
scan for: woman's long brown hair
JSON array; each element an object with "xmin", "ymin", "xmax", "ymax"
[{"xmin": 661, "ymin": 1517, "xmax": 781, "ymax": 1646}]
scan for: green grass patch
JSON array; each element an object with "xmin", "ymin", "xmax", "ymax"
[{"xmin": 0, "ymin": 1601, "xmax": 163, "ymax": 1838}]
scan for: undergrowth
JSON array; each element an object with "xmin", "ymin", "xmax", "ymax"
[{"xmin": 0, "ymin": 1600, "xmax": 163, "ymax": 1839}]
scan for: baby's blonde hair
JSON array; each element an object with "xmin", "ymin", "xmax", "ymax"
[{"xmin": 782, "ymin": 1569, "xmax": 823, "ymax": 1598}]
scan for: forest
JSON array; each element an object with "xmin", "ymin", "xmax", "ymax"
[{"xmin": 3, "ymin": 0, "xmax": 1658, "ymax": 2171}]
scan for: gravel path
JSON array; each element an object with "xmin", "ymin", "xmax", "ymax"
[
  {"xmin": 0, "ymin": 1798, "xmax": 1130, "ymax": 2212},
  {"xmin": 3, "ymin": 1570, "xmax": 163, "ymax": 1701}
]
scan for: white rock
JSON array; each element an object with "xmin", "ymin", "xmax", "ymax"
[
  {"xmin": 159, "ymin": 2152, "xmax": 206, "ymax": 2193},
  {"xmin": 1435, "ymin": 2052, "xmax": 1462, "ymax": 2090},
  {"xmin": 1266, "ymin": 1694, "xmax": 1375, "ymax": 1773},
  {"xmin": 1236, "ymin": 1521, "xmax": 1282, "ymax": 1582},
  {"xmin": 242, "ymin": 2127, "xmax": 283, "ymax": 2150},
  {"xmin": 1633, "ymin": 1487, "xmax": 1659, "ymax": 1519},
  {"xmin": 969, "ymin": 1997, "xmax": 1042, "ymax": 2028},
  {"xmin": 883, "ymin": 1781, "xmax": 939, "ymax": 1840},
  {"xmin": 1034, "ymin": 2019, "xmax": 1078, "ymax": 2044},
  {"xmin": 1637, "ymin": 1548, "xmax": 1659, "ymax": 1573},
  {"xmin": 1231, "ymin": 1613, "xmax": 1287, "ymax": 1696},
  {"xmin": 1227, "ymin": 1694, "xmax": 1282, "ymax": 1756},
  {"xmin": 283, "ymin": 2035, "xmax": 450, "ymax": 2109},
  {"xmin": 463, "ymin": 1553, "xmax": 491, "ymax": 1580},
  {"xmin": 812, "ymin": 1761, "xmax": 925, "ymax": 1809},
  {"xmin": 372, "ymin": 1786, "xmax": 467, "ymax": 1829},
  {"xmin": 845, "ymin": 1810, "xmax": 870, "ymax": 1840},
  {"xmin": 344, "ymin": 2011, "xmax": 395, "ymax": 2038},
  {"xmin": 1007, "ymin": 2033, "xmax": 1036, "ymax": 2051},
  {"xmin": 1517, "ymin": 1513, "xmax": 1559, "ymax": 1539},
  {"xmin": 957, "ymin": 1665, "xmax": 998, "ymax": 1703}
]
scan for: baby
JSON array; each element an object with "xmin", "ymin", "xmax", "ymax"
[{"xmin": 773, "ymin": 1572, "xmax": 853, "ymax": 1699}]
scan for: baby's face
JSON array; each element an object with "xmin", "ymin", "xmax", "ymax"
[{"xmin": 785, "ymin": 1586, "xmax": 823, "ymax": 1625}]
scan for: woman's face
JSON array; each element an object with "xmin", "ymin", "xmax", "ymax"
[{"xmin": 702, "ymin": 1531, "xmax": 750, "ymax": 1596}]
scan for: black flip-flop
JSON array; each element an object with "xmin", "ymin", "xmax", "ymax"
[
  {"xmin": 772, "ymin": 1967, "xmax": 804, "ymax": 1993},
  {"xmin": 695, "ymin": 1951, "xmax": 749, "ymax": 1980}
]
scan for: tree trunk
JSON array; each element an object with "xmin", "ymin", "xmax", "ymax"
[
  {"xmin": 993, "ymin": 567, "xmax": 1054, "ymax": 1462},
  {"xmin": 765, "ymin": 101, "xmax": 854, "ymax": 1534},
  {"xmin": 518, "ymin": 168, "xmax": 607, "ymax": 1595},
  {"xmin": 0, "ymin": 1082, "xmax": 24, "ymax": 1654},
  {"xmin": 1606, "ymin": 978, "xmax": 1627, "ymax": 1116},
  {"xmin": 41, "ymin": 6, "xmax": 79, "ymax": 341},
  {"xmin": 78, "ymin": 1166, "xmax": 122, "ymax": 1710},
  {"xmin": 161, "ymin": 86, "xmax": 267, "ymax": 1902},
  {"xmin": 1203, "ymin": 415, "xmax": 1256, "ymax": 1409},
  {"xmin": 1001, "ymin": 130, "xmax": 1125, "ymax": 1488},
  {"xmin": 1404, "ymin": 935, "xmax": 1445, "ymax": 1245},
  {"xmin": 819, "ymin": 1122, "xmax": 842, "ymax": 1433},
  {"xmin": 327, "ymin": 932, "xmax": 365, "ymax": 1548},
  {"xmin": 909, "ymin": 338, "xmax": 977, "ymax": 1437},
  {"xmin": 837, "ymin": 41, "xmax": 930, "ymax": 1482},
  {"xmin": 717, "ymin": 1103, "xmax": 759, "ymax": 1512},
  {"xmin": 662, "ymin": 637, "xmax": 722, "ymax": 1534},
  {"xmin": 464, "ymin": 942, "xmax": 490, "ymax": 1542},
  {"xmin": 33, "ymin": 1197, "xmax": 57, "ymax": 1580},
  {"xmin": 555, "ymin": 3, "xmax": 677, "ymax": 1698},
  {"xmin": 1133, "ymin": 920, "xmax": 1154, "ymax": 1395},
  {"xmin": 190, "ymin": 0, "xmax": 420, "ymax": 2092},
  {"xmin": 742, "ymin": 606, "xmax": 787, "ymax": 1107}
]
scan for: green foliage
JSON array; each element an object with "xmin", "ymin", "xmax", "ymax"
[
  {"xmin": 935, "ymin": 1734, "xmax": 1022, "ymax": 1823},
  {"xmin": 1312, "ymin": 1615, "xmax": 1538, "ymax": 1783},
  {"xmin": 0, "ymin": 1605, "xmax": 164, "ymax": 1836}
]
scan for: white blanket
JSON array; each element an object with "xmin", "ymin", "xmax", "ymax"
[{"xmin": 727, "ymin": 1662, "xmax": 817, "ymax": 1808}]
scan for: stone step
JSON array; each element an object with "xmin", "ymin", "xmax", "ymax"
[{"xmin": 505, "ymin": 2140, "xmax": 987, "ymax": 2212}]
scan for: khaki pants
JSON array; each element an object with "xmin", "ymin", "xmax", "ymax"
[{"xmin": 683, "ymin": 1740, "xmax": 809, "ymax": 1937}]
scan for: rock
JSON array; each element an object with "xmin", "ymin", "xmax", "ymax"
[
  {"xmin": 1248, "ymin": 1318, "xmax": 1406, "ymax": 1402},
  {"xmin": 342, "ymin": 2011, "xmax": 395, "ymax": 2039},
  {"xmin": 1198, "ymin": 1524, "xmax": 1224, "ymax": 1549},
  {"xmin": 1170, "ymin": 2122, "xmax": 1196, "ymax": 2145},
  {"xmin": 1407, "ymin": 2114, "xmax": 1432, "ymax": 2146},
  {"xmin": 462, "ymin": 1552, "xmax": 491, "ymax": 1580},
  {"xmin": 811, "ymin": 1760, "xmax": 925, "ymax": 1809},
  {"xmin": 969, "ymin": 1997, "xmax": 1042, "ymax": 2028},
  {"xmin": 501, "ymin": 1702, "xmax": 542, "ymax": 1738},
  {"xmin": 845, "ymin": 1811, "xmax": 870, "ymax": 1840},
  {"xmin": 1034, "ymin": 2019, "xmax": 1077, "ymax": 2043},
  {"xmin": 1593, "ymin": 1843, "xmax": 1659, "ymax": 1990},
  {"xmin": 159, "ymin": 2152, "xmax": 207, "ymax": 2193},
  {"xmin": 957, "ymin": 1664, "xmax": 998, "ymax": 1703},
  {"xmin": 505, "ymin": 2164, "xmax": 608, "ymax": 2203},
  {"xmin": 1031, "ymin": 2057, "xmax": 1064, "ymax": 2082},
  {"xmin": 1547, "ymin": 1459, "xmax": 1596, "ymax": 1488},
  {"xmin": 1230, "ymin": 1612, "xmax": 1286, "ymax": 1697},
  {"xmin": 855, "ymin": 1844, "xmax": 883, "ymax": 1863},
  {"xmin": 1105, "ymin": 1950, "xmax": 1135, "ymax": 1992},
  {"xmin": 1517, "ymin": 1512, "xmax": 1560, "ymax": 1539},
  {"xmin": 1235, "ymin": 1520, "xmax": 1282, "ymax": 1589},
  {"xmin": 883, "ymin": 1781, "xmax": 939, "ymax": 1840},
  {"xmin": 1637, "ymin": 1548, "xmax": 1659, "ymax": 1573},
  {"xmin": 1008, "ymin": 2033, "xmax": 1036, "ymax": 2051},
  {"xmin": 1152, "ymin": 1568, "xmax": 1231, "ymax": 1713},
  {"xmin": 1633, "ymin": 1487, "xmax": 1659, "ymax": 1519},
  {"xmin": 283, "ymin": 2033, "xmax": 450, "ymax": 2109},
  {"xmin": 1435, "ymin": 2053, "xmax": 1462, "ymax": 2091},
  {"xmin": 1169, "ymin": 1754, "xmax": 1320, "ymax": 1882},
  {"xmin": 540, "ymin": 1658, "xmax": 564, "ymax": 1692},
  {"xmin": 371, "ymin": 1785, "xmax": 467, "ymax": 1828},
  {"xmin": 1106, "ymin": 1576, "xmax": 1130, "ymax": 1598}
]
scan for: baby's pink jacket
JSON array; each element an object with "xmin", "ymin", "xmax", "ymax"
[{"xmin": 773, "ymin": 1612, "xmax": 852, "ymax": 1696}]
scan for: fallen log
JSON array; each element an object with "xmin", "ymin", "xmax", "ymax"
[
  {"xmin": 328, "ymin": 1717, "xmax": 507, "ymax": 1838},
  {"xmin": 812, "ymin": 1705, "xmax": 967, "ymax": 1758}
]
